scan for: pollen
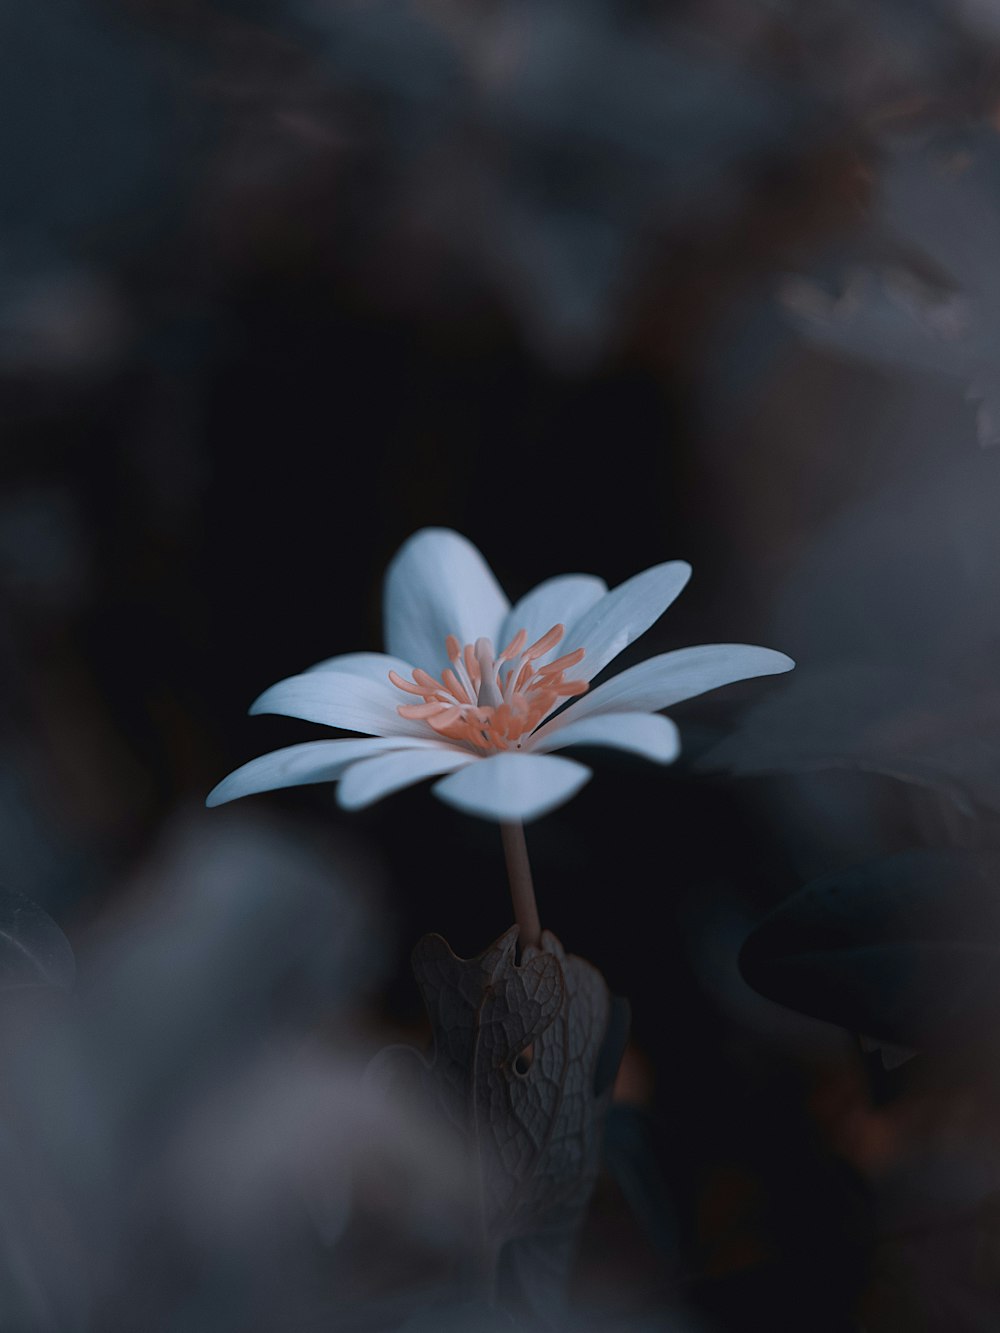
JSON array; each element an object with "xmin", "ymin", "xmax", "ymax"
[{"xmin": 388, "ymin": 624, "xmax": 588, "ymax": 752}]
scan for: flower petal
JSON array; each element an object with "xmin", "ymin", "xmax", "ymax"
[
  {"xmin": 206, "ymin": 737, "xmax": 452, "ymax": 807},
  {"xmin": 498, "ymin": 574, "xmax": 608, "ymax": 663},
  {"xmin": 383, "ymin": 528, "xmax": 510, "ymax": 678},
  {"xmin": 562, "ymin": 561, "xmax": 692, "ymax": 682},
  {"xmin": 305, "ymin": 651, "xmax": 417, "ymax": 682},
  {"xmin": 337, "ymin": 749, "xmax": 476, "ymax": 810},
  {"xmin": 432, "ymin": 752, "xmax": 591, "ymax": 823},
  {"xmin": 534, "ymin": 644, "xmax": 795, "ymax": 734},
  {"xmin": 530, "ymin": 711, "xmax": 680, "ymax": 764},
  {"xmin": 250, "ymin": 672, "xmax": 429, "ymax": 738}
]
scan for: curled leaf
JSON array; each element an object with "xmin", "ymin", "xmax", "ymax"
[{"xmin": 370, "ymin": 926, "xmax": 623, "ymax": 1322}]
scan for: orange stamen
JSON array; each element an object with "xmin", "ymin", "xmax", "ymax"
[
  {"xmin": 496, "ymin": 628, "xmax": 528, "ymax": 663},
  {"xmin": 425, "ymin": 706, "xmax": 465, "ymax": 732},
  {"xmin": 389, "ymin": 622, "xmax": 587, "ymax": 753},
  {"xmin": 388, "ymin": 669, "xmax": 432, "ymax": 697},
  {"xmin": 398, "ymin": 701, "xmax": 451, "ymax": 719},
  {"xmin": 523, "ymin": 623, "xmax": 565, "ymax": 661},
  {"xmin": 535, "ymin": 646, "xmax": 586, "ymax": 676},
  {"xmin": 464, "ymin": 643, "xmax": 480, "ymax": 687},
  {"xmin": 513, "ymin": 660, "xmax": 534, "ymax": 693},
  {"xmin": 441, "ymin": 667, "xmax": 470, "ymax": 703}
]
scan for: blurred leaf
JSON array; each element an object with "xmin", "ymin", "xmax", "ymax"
[
  {"xmin": 0, "ymin": 889, "xmax": 74, "ymax": 991},
  {"xmin": 702, "ymin": 432, "xmax": 1000, "ymax": 814},
  {"xmin": 704, "ymin": 661, "xmax": 1000, "ymax": 815},
  {"xmin": 297, "ymin": 0, "xmax": 807, "ymax": 366},
  {"xmin": 740, "ymin": 850, "xmax": 1000, "ymax": 1049},
  {"xmin": 781, "ymin": 129, "xmax": 1000, "ymax": 446}
]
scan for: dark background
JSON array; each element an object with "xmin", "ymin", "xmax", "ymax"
[{"xmin": 5, "ymin": 1, "xmax": 1000, "ymax": 1328}]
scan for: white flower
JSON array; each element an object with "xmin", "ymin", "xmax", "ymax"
[{"xmin": 207, "ymin": 529, "xmax": 794, "ymax": 823}]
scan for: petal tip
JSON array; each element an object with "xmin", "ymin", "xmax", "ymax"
[
  {"xmin": 390, "ymin": 525, "xmax": 467, "ymax": 563},
  {"xmin": 652, "ymin": 740, "xmax": 682, "ymax": 765},
  {"xmin": 204, "ymin": 781, "xmax": 231, "ymax": 808},
  {"xmin": 660, "ymin": 558, "xmax": 693, "ymax": 589}
]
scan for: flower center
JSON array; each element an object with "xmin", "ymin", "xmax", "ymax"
[{"xmin": 389, "ymin": 624, "xmax": 588, "ymax": 753}]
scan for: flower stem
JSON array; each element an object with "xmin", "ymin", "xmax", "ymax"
[{"xmin": 500, "ymin": 821, "xmax": 541, "ymax": 953}]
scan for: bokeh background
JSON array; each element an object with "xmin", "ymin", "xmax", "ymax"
[{"xmin": 6, "ymin": 0, "xmax": 1000, "ymax": 1328}]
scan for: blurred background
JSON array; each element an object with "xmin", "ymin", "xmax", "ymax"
[{"xmin": 6, "ymin": 0, "xmax": 1000, "ymax": 1328}]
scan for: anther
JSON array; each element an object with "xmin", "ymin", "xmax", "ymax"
[{"xmin": 389, "ymin": 624, "xmax": 587, "ymax": 753}]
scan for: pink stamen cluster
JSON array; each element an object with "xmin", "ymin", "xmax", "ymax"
[{"xmin": 389, "ymin": 624, "xmax": 588, "ymax": 752}]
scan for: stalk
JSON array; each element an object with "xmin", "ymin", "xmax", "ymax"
[{"xmin": 500, "ymin": 820, "xmax": 541, "ymax": 953}]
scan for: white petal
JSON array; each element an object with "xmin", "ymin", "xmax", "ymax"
[
  {"xmin": 250, "ymin": 671, "xmax": 429, "ymax": 738},
  {"xmin": 530, "ymin": 711, "xmax": 680, "ymax": 764},
  {"xmin": 206, "ymin": 737, "xmax": 452, "ymax": 807},
  {"xmin": 498, "ymin": 574, "xmax": 608, "ymax": 662},
  {"xmin": 562, "ymin": 561, "xmax": 692, "ymax": 682},
  {"xmin": 534, "ymin": 644, "xmax": 795, "ymax": 734},
  {"xmin": 304, "ymin": 651, "xmax": 416, "ymax": 682},
  {"xmin": 383, "ymin": 529, "xmax": 510, "ymax": 678},
  {"xmin": 432, "ymin": 752, "xmax": 591, "ymax": 823},
  {"xmin": 337, "ymin": 749, "xmax": 476, "ymax": 810}
]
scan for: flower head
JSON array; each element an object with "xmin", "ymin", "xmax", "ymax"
[{"xmin": 207, "ymin": 529, "xmax": 793, "ymax": 822}]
